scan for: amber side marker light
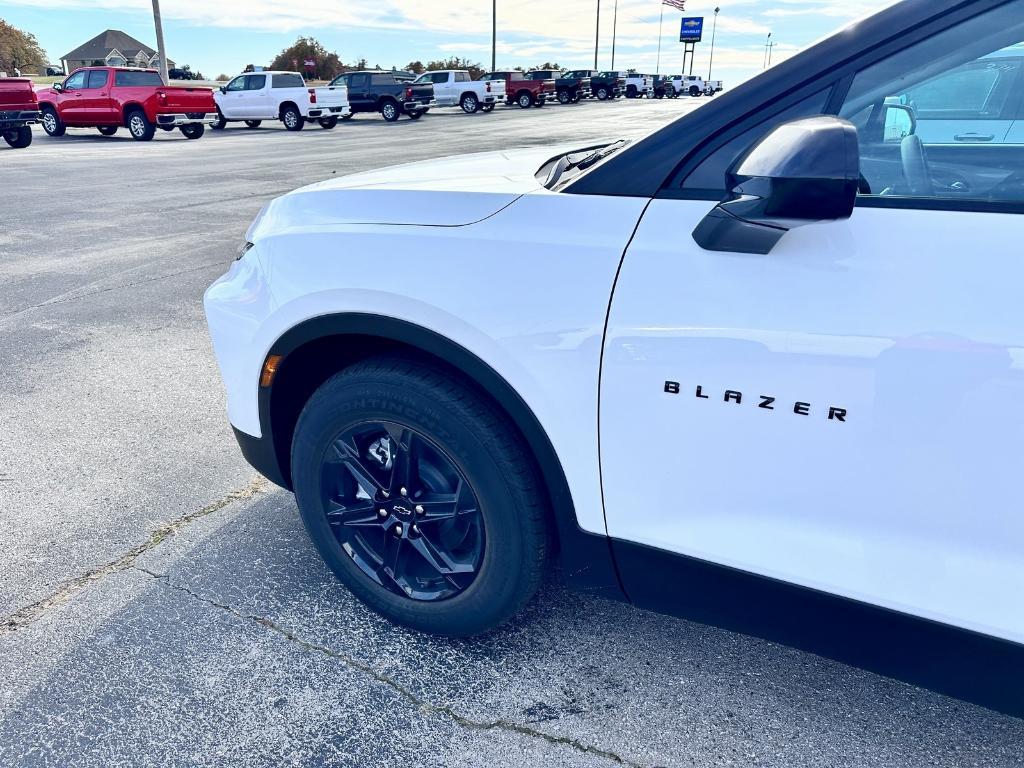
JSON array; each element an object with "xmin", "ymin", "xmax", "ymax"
[{"xmin": 261, "ymin": 354, "xmax": 284, "ymax": 387}]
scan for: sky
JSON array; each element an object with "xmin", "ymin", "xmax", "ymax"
[{"xmin": 4, "ymin": 0, "xmax": 893, "ymax": 83}]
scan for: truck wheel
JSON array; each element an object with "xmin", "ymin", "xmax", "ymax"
[
  {"xmin": 481, "ymin": 103, "xmax": 494, "ymax": 112},
  {"xmin": 41, "ymin": 107, "xmax": 65, "ymax": 137},
  {"xmin": 318, "ymin": 116, "xmax": 339, "ymax": 129},
  {"xmin": 127, "ymin": 110, "xmax": 156, "ymax": 141},
  {"xmin": 689, "ymin": 86, "xmax": 701, "ymax": 97},
  {"xmin": 380, "ymin": 99, "xmax": 400, "ymax": 122},
  {"xmin": 516, "ymin": 92, "xmax": 533, "ymax": 109},
  {"xmin": 460, "ymin": 94, "xmax": 479, "ymax": 114},
  {"xmin": 281, "ymin": 105, "xmax": 303, "ymax": 131},
  {"xmin": 407, "ymin": 110, "xmax": 424, "ymax": 120},
  {"xmin": 244, "ymin": 120, "xmax": 263, "ymax": 129},
  {"xmin": 340, "ymin": 113, "xmax": 354, "ymax": 120},
  {"xmin": 571, "ymin": 93, "xmax": 581, "ymax": 103},
  {"xmin": 596, "ymin": 87, "xmax": 609, "ymax": 100},
  {"xmin": 211, "ymin": 110, "xmax": 227, "ymax": 130},
  {"xmin": 557, "ymin": 89, "xmax": 570, "ymax": 104},
  {"xmin": 3, "ymin": 126, "xmax": 32, "ymax": 148},
  {"xmin": 98, "ymin": 126, "xmax": 118, "ymax": 136},
  {"xmin": 290, "ymin": 356, "xmax": 551, "ymax": 637},
  {"xmin": 180, "ymin": 123, "xmax": 205, "ymax": 139},
  {"xmin": 626, "ymin": 85, "xmax": 637, "ymax": 99}
]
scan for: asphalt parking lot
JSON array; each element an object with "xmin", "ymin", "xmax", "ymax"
[{"xmin": 2, "ymin": 97, "xmax": 1023, "ymax": 767}]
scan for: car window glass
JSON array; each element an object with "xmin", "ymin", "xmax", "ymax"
[
  {"xmin": 64, "ymin": 71, "xmax": 87, "ymax": 90},
  {"xmin": 114, "ymin": 70, "xmax": 162, "ymax": 87},
  {"xmin": 225, "ymin": 76, "xmax": 246, "ymax": 91},
  {"xmin": 455, "ymin": 71, "xmax": 470, "ymax": 82},
  {"xmin": 349, "ymin": 74, "xmax": 367, "ymax": 88},
  {"xmin": 839, "ymin": 1, "xmax": 1024, "ymax": 205},
  {"xmin": 85, "ymin": 70, "xmax": 108, "ymax": 89},
  {"xmin": 680, "ymin": 89, "xmax": 830, "ymax": 193},
  {"xmin": 246, "ymin": 75, "xmax": 267, "ymax": 90},
  {"xmin": 271, "ymin": 74, "xmax": 303, "ymax": 88},
  {"xmin": 371, "ymin": 74, "xmax": 392, "ymax": 85}
]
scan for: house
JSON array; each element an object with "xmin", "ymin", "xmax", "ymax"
[{"xmin": 61, "ymin": 30, "xmax": 175, "ymax": 74}]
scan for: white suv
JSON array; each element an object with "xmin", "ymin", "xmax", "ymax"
[
  {"xmin": 212, "ymin": 71, "xmax": 350, "ymax": 131},
  {"xmin": 206, "ymin": 0, "xmax": 1024, "ymax": 714}
]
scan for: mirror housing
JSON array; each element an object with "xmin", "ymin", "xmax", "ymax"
[
  {"xmin": 219, "ymin": 86, "xmax": 227, "ymax": 93},
  {"xmin": 52, "ymin": 82, "xmax": 64, "ymax": 93},
  {"xmin": 693, "ymin": 116, "xmax": 860, "ymax": 255},
  {"xmin": 883, "ymin": 103, "xmax": 916, "ymax": 143}
]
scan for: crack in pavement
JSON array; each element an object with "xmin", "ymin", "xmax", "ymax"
[
  {"xmin": 135, "ymin": 566, "xmax": 645, "ymax": 768},
  {"xmin": 0, "ymin": 477, "xmax": 267, "ymax": 636}
]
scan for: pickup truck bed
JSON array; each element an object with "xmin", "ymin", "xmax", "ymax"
[{"xmin": 0, "ymin": 78, "xmax": 39, "ymax": 148}]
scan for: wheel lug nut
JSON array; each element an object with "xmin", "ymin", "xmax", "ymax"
[
  {"xmin": 394, "ymin": 524, "xmax": 403, "ymax": 536},
  {"xmin": 400, "ymin": 487, "xmax": 408, "ymax": 496},
  {"xmin": 411, "ymin": 524, "xmax": 419, "ymax": 535},
  {"xmin": 378, "ymin": 508, "xmax": 387, "ymax": 517},
  {"xmin": 415, "ymin": 505, "xmax": 424, "ymax": 515}
]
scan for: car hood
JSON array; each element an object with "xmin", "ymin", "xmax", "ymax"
[{"xmin": 251, "ymin": 144, "xmax": 595, "ymax": 234}]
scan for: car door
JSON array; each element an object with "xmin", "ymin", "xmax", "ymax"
[
  {"xmin": 80, "ymin": 69, "xmax": 112, "ymax": 123},
  {"xmin": 346, "ymin": 74, "xmax": 370, "ymax": 111},
  {"xmin": 434, "ymin": 72, "xmax": 456, "ymax": 105},
  {"xmin": 219, "ymin": 75, "xmax": 248, "ymax": 119},
  {"xmin": 58, "ymin": 70, "xmax": 88, "ymax": 124},
  {"xmin": 600, "ymin": 4, "xmax": 1024, "ymax": 643},
  {"xmin": 245, "ymin": 74, "xmax": 268, "ymax": 118}
]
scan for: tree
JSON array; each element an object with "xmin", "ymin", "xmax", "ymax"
[
  {"xmin": 0, "ymin": 19, "xmax": 47, "ymax": 74},
  {"xmin": 530, "ymin": 62, "xmax": 562, "ymax": 71},
  {"xmin": 270, "ymin": 37, "xmax": 343, "ymax": 80},
  {"xmin": 404, "ymin": 60, "xmax": 425, "ymax": 75},
  {"xmin": 423, "ymin": 56, "xmax": 485, "ymax": 80}
]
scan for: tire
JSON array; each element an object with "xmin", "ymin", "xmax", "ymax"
[
  {"xmin": 689, "ymin": 86, "xmax": 701, "ymax": 97},
  {"xmin": 281, "ymin": 105, "xmax": 303, "ymax": 131},
  {"xmin": 318, "ymin": 116, "xmax": 339, "ymax": 129},
  {"xmin": 97, "ymin": 125, "xmax": 118, "ymax": 136},
  {"xmin": 516, "ymin": 91, "xmax": 533, "ymax": 109},
  {"xmin": 380, "ymin": 99, "xmax": 400, "ymax": 122},
  {"xmin": 2, "ymin": 126, "xmax": 32, "ymax": 148},
  {"xmin": 481, "ymin": 103, "xmax": 494, "ymax": 112},
  {"xmin": 571, "ymin": 93, "xmax": 581, "ymax": 103},
  {"xmin": 626, "ymin": 85, "xmax": 637, "ymax": 99},
  {"xmin": 340, "ymin": 113, "xmax": 354, "ymax": 120},
  {"xmin": 211, "ymin": 112, "xmax": 227, "ymax": 130},
  {"xmin": 557, "ymin": 89, "xmax": 570, "ymax": 104},
  {"xmin": 41, "ymin": 106, "xmax": 65, "ymax": 137},
  {"xmin": 408, "ymin": 109, "xmax": 425, "ymax": 120},
  {"xmin": 596, "ymin": 87, "xmax": 609, "ymax": 101},
  {"xmin": 180, "ymin": 123, "xmax": 204, "ymax": 139},
  {"xmin": 244, "ymin": 120, "xmax": 263, "ymax": 129},
  {"xmin": 291, "ymin": 356, "xmax": 550, "ymax": 637},
  {"xmin": 460, "ymin": 93, "xmax": 479, "ymax": 114},
  {"xmin": 126, "ymin": 109, "xmax": 155, "ymax": 141},
  {"xmin": 536, "ymin": 97, "xmax": 546, "ymax": 106}
]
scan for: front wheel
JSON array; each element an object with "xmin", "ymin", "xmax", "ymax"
[
  {"xmin": 2, "ymin": 126, "xmax": 32, "ymax": 148},
  {"xmin": 291, "ymin": 357, "xmax": 550, "ymax": 637},
  {"xmin": 211, "ymin": 111, "xmax": 227, "ymax": 130},
  {"xmin": 127, "ymin": 110, "xmax": 155, "ymax": 141},
  {"xmin": 41, "ymin": 107, "xmax": 65, "ymax": 137},
  {"xmin": 244, "ymin": 120, "xmax": 262, "ymax": 129},
  {"xmin": 557, "ymin": 89, "xmax": 570, "ymax": 104},
  {"xmin": 98, "ymin": 125, "xmax": 118, "ymax": 136},
  {"xmin": 180, "ymin": 123, "xmax": 205, "ymax": 139}
]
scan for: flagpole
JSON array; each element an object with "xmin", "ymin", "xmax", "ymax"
[
  {"xmin": 594, "ymin": 0, "xmax": 601, "ymax": 69},
  {"xmin": 656, "ymin": 4, "xmax": 664, "ymax": 73},
  {"xmin": 611, "ymin": 0, "xmax": 619, "ymax": 70}
]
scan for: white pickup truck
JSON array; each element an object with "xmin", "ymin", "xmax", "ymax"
[
  {"xmin": 212, "ymin": 71, "xmax": 350, "ymax": 131},
  {"xmin": 675, "ymin": 75, "xmax": 724, "ymax": 97},
  {"xmin": 412, "ymin": 70, "xmax": 506, "ymax": 113},
  {"xmin": 624, "ymin": 74, "xmax": 653, "ymax": 99}
]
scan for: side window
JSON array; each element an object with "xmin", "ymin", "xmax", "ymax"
[
  {"xmin": 85, "ymin": 70, "xmax": 108, "ymax": 89},
  {"xmin": 246, "ymin": 74, "xmax": 267, "ymax": 90},
  {"xmin": 225, "ymin": 76, "xmax": 246, "ymax": 91},
  {"xmin": 455, "ymin": 71, "xmax": 470, "ymax": 83},
  {"xmin": 840, "ymin": 2, "xmax": 1024, "ymax": 205},
  {"xmin": 271, "ymin": 74, "xmax": 304, "ymax": 88},
  {"xmin": 680, "ymin": 89, "xmax": 830, "ymax": 194},
  {"xmin": 371, "ymin": 74, "xmax": 392, "ymax": 86},
  {"xmin": 349, "ymin": 74, "xmax": 368, "ymax": 89},
  {"xmin": 64, "ymin": 71, "xmax": 87, "ymax": 90}
]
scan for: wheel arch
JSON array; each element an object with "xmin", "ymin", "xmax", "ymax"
[
  {"xmin": 278, "ymin": 100, "xmax": 299, "ymax": 118},
  {"xmin": 255, "ymin": 312, "xmax": 623, "ymax": 597},
  {"xmin": 121, "ymin": 101, "xmax": 146, "ymax": 123}
]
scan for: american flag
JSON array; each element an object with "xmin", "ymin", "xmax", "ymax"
[{"xmin": 662, "ymin": 0, "xmax": 686, "ymax": 10}]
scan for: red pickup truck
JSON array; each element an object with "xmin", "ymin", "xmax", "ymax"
[
  {"xmin": 478, "ymin": 71, "xmax": 556, "ymax": 109},
  {"xmin": 36, "ymin": 67, "xmax": 217, "ymax": 141},
  {"xmin": 0, "ymin": 78, "xmax": 40, "ymax": 149}
]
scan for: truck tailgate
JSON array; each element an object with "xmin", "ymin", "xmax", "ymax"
[
  {"xmin": 0, "ymin": 80, "xmax": 37, "ymax": 110},
  {"xmin": 313, "ymin": 85, "xmax": 348, "ymax": 107},
  {"xmin": 484, "ymin": 80, "xmax": 505, "ymax": 99},
  {"xmin": 157, "ymin": 86, "xmax": 216, "ymax": 112},
  {"xmin": 408, "ymin": 82, "xmax": 434, "ymax": 103}
]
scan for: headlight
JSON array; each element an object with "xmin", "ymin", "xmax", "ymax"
[{"xmin": 236, "ymin": 241, "xmax": 254, "ymax": 261}]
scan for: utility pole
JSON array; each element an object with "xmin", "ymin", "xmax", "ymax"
[
  {"xmin": 763, "ymin": 31, "xmax": 772, "ymax": 69},
  {"xmin": 708, "ymin": 7, "xmax": 720, "ymax": 80},
  {"xmin": 594, "ymin": 0, "xmax": 601, "ymax": 69},
  {"xmin": 611, "ymin": 0, "xmax": 619, "ymax": 70},
  {"xmin": 767, "ymin": 39, "xmax": 775, "ymax": 67},
  {"xmin": 151, "ymin": 0, "xmax": 169, "ymax": 83},
  {"xmin": 492, "ymin": 0, "xmax": 497, "ymax": 71},
  {"xmin": 656, "ymin": 3, "xmax": 664, "ymax": 74}
]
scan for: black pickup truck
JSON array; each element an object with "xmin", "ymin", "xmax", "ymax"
[
  {"xmin": 588, "ymin": 71, "xmax": 626, "ymax": 100},
  {"xmin": 327, "ymin": 70, "xmax": 436, "ymax": 121},
  {"xmin": 527, "ymin": 70, "xmax": 591, "ymax": 104}
]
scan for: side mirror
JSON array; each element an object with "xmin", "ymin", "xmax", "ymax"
[
  {"xmin": 219, "ymin": 86, "xmax": 227, "ymax": 93},
  {"xmin": 883, "ymin": 103, "xmax": 916, "ymax": 143},
  {"xmin": 52, "ymin": 82, "xmax": 64, "ymax": 93},
  {"xmin": 693, "ymin": 116, "xmax": 860, "ymax": 255}
]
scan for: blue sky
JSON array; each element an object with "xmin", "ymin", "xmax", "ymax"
[{"xmin": 4, "ymin": 0, "xmax": 891, "ymax": 82}]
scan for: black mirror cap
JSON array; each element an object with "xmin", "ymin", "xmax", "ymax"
[{"xmin": 694, "ymin": 116, "xmax": 860, "ymax": 255}]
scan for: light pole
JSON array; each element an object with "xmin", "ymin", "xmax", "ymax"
[
  {"xmin": 763, "ymin": 31, "xmax": 772, "ymax": 69},
  {"xmin": 151, "ymin": 0, "xmax": 169, "ymax": 84},
  {"xmin": 611, "ymin": 0, "xmax": 619, "ymax": 70},
  {"xmin": 594, "ymin": 0, "xmax": 601, "ymax": 69},
  {"xmin": 707, "ymin": 6, "xmax": 719, "ymax": 80},
  {"xmin": 492, "ymin": 0, "xmax": 496, "ymax": 71}
]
